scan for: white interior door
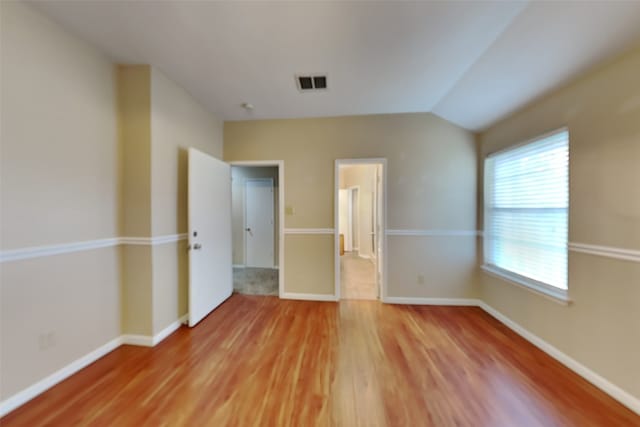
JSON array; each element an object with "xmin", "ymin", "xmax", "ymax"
[
  {"xmin": 188, "ymin": 148, "xmax": 232, "ymax": 327},
  {"xmin": 245, "ymin": 179, "xmax": 274, "ymax": 268}
]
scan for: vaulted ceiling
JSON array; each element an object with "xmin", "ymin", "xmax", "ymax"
[{"xmin": 32, "ymin": 1, "xmax": 640, "ymax": 131}]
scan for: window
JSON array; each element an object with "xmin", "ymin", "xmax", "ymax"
[{"xmin": 483, "ymin": 129, "xmax": 569, "ymax": 300}]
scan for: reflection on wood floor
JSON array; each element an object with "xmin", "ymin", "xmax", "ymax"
[{"xmin": 2, "ymin": 294, "xmax": 638, "ymax": 426}]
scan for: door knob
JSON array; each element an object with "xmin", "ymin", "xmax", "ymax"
[{"xmin": 193, "ymin": 243, "xmax": 202, "ymax": 250}]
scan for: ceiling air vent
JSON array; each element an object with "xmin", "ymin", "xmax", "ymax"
[
  {"xmin": 313, "ymin": 76, "xmax": 327, "ymax": 89},
  {"xmin": 296, "ymin": 74, "xmax": 328, "ymax": 92}
]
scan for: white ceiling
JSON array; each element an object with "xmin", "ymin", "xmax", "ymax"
[{"xmin": 31, "ymin": 1, "xmax": 640, "ymax": 131}]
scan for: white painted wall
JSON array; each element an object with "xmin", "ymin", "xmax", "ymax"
[{"xmin": 0, "ymin": 1, "xmax": 120, "ymax": 399}]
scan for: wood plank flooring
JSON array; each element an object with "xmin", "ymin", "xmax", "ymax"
[
  {"xmin": 340, "ymin": 252, "xmax": 377, "ymax": 300},
  {"xmin": 2, "ymin": 295, "xmax": 639, "ymax": 426}
]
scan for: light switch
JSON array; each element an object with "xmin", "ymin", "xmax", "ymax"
[{"xmin": 285, "ymin": 205, "xmax": 295, "ymax": 215}]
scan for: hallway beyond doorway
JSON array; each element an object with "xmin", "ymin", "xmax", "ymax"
[
  {"xmin": 335, "ymin": 159, "xmax": 386, "ymax": 301},
  {"xmin": 229, "ymin": 161, "xmax": 284, "ymax": 298},
  {"xmin": 340, "ymin": 253, "xmax": 377, "ymax": 300}
]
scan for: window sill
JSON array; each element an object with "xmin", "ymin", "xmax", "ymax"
[{"xmin": 480, "ymin": 264, "xmax": 572, "ymax": 306}]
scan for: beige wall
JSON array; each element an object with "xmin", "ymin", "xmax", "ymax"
[
  {"xmin": 0, "ymin": 2, "xmax": 120, "ymax": 399},
  {"xmin": 117, "ymin": 66, "xmax": 224, "ymax": 336},
  {"xmin": 224, "ymin": 113, "xmax": 478, "ymax": 297},
  {"xmin": 119, "ymin": 65, "xmax": 152, "ymax": 238},
  {"xmin": 149, "ymin": 67, "xmax": 223, "ymax": 334},
  {"xmin": 117, "ymin": 66, "xmax": 153, "ymax": 336},
  {"xmin": 118, "ymin": 65, "xmax": 223, "ymax": 336},
  {"xmin": 231, "ymin": 166, "xmax": 279, "ymax": 266},
  {"xmin": 151, "ymin": 241, "xmax": 189, "ymax": 334},
  {"xmin": 150, "ymin": 68, "xmax": 223, "ymax": 237},
  {"xmin": 0, "ymin": 2, "xmax": 223, "ymax": 401},
  {"xmin": 1, "ymin": 248, "xmax": 121, "ymax": 399},
  {"xmin": 1, "ymin": 2, "xmax": 119, "ymax": 248},
  {"xmin": 120, "ymin": 245, "xmax": 152, "ymax": 336},
  {"xmin": 284, "ymin": 235, "xmax": 335, "ymax": 295},
  {"xmin": 479, "ymin": 46, "xmax": 640, "ymax": 399}
]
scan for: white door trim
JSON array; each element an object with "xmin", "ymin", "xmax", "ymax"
[
  {"xmin": 244, "ymin": 178, "xmax": 275, "ymax": 268},
  {"xmin": 230, "ymin": 160, "xmax": 285, "ymax": 298},
  {"xmin": 335, "ymin": 158, "xmax": 387, "ymax": 301}
]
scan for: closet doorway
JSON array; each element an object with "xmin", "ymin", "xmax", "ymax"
[{"xmin": 230, "ymin": 161, "xmax": 284, "ymax": 297}]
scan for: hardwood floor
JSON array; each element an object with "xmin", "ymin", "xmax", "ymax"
[
  {"xmin": 340, "ymin": 252, "xmax": 377, "ymax": 300},
  {"xmin": 2, "ymin": 295, "xmax": 639, "ymax": 426}
]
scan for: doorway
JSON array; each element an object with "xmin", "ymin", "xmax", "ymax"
[
  {"xmin": 230, "ymin": 162, "xmax": 284, "ymax": 296},
  {"xmin": 335, "ymin": 159, "xmax": 386, "ymax": 301}
]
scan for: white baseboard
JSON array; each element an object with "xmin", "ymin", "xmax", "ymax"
[
  {"xmin": 381, "ymin": 295, "xmax": 640, "ymax": 414},
  {"xmin": 280, "ymin": 292, "xmax": 338, "ymax": 302},
  {"xmin": 121, "ymin": 334, "xmax": 154, "ymax": 347},
  {"xmin": 152, "ymin": 315, "xmax": 188, "ymax": 346},
  {"xmin": 478, "ymin": 301, "xmax": 640, "ymax": 416},
  {"xmin": 2, "ymin": 302, "xmax": 637, "ymax": 418},
  {"xmin": 384, "ymin": 297, "xmax": 480, "ymax": 306},
  {"xmin": 0, "ymin": 314, "xmax": 189, "ymax": 417},
  {"xmin": 122, "ymin": 314, "xmax": 189, "ymax": 347},
  {"xmin": 0, "ymin": 336, "xmax": 122, "ymax": 417}
]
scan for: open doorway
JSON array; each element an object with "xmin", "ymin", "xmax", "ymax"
[
  {"xmin": 335, "ymin": 159, "xmax": 386, "ymax": 300},
  {"xmin": 230, "ymin": 162, "xmax": 284, "ymax": 296}
]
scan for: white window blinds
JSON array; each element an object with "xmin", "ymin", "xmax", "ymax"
[{"xmin": 484, "ymin": 130, "xmax": 569, "ymax": 291}]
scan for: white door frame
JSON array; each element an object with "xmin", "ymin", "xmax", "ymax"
[
  {"xmin": 334, "ymin": 158, "xmax": 387, "ymax": 301},
  {"xmin": 244, "ymin": 178, "xmax": 275, "ymax": 268},
  {"xmin": 230, "ymin": 160, "xmax": 285, "ymax": 298}
]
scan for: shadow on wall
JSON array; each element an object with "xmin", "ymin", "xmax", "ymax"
[
  {"xmin": 175, "ymin": 147, "xmax": 189, "ymax": 320},
  {"xmin": 177, "ymin": 147, "xmax": 188, "ymax": 234},
  {"xmin": 177, "ymin": 238, "xmax": 188, "ymax": 317}
]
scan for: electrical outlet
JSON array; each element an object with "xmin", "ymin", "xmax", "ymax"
[{"xmin": 417, "ymin": 274, "xmax": 425, "ymax": 285}]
